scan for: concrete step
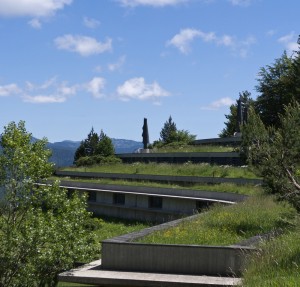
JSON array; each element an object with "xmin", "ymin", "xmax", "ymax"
[{"xmin": 59, "ymin": 260, "xmax": 242, "ymax": 287}]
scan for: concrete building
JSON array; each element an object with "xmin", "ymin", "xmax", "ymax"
[{"xmin": 58, "ymin": 180, "xmax": 247, "ymax": 222}]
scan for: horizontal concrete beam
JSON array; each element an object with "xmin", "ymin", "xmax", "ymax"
[
  {"xmin": 55, "ymin": 170, "xmax": 262, "ymax": 186},
  {"xmin": 54, "ymin": 180, "xmax": 248, "ymax": 204}
]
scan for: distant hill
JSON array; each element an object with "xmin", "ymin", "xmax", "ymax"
[{"xmin": 48, "ymin": 139, "xmax": 143, "ymax": 167}]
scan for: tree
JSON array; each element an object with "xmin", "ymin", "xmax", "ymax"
[
  {"xmin": 160, "ymin": 116, "xmax": 177, "ymax": 144},
  {"xmin": 158, "ymin": 116, "xmax": 196, "ymax": 145},
  {"xmin": 241, "ymin": 102, "xmax": 300, "ymax": 210},
  {"xmin": 255, "ymin": 51, "xmax": 296, "ymax": 128},
  {"xmin": 0, "ymin": 121, "xmax": 98, "ymax": 287},
  {"xmin": 74, "ymin": 127, "xmax": 99, "ymax": 163},
  {"xmin": 95, "ymin": 130, "xmax": 115, "ymax": 157},
  {"xmin": 219, "ymin": 91, "xmax": 252, "ymax": 138}
]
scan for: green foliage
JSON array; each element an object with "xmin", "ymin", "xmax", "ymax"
[
  {"xmin": 241, "ymin": 106, "xmax": 269, "ymax": 166},
  {"xmin": 255, "ymin": 50, "xmax": 299, "ymax": 128},
  {"xmin": 95, "ymin": 130, "xmax": 115, "ymax": 157},
  {"xmin": 139, "ymin": 196, "xmax": 296, "ymax": 246},
  {"xmin": 219, "ymin": 91, "xmax": 252, "ymax": 138},
  {"xmin": 156, "ymin": 116, "xmax": 196, "ymax": 146},
  {"xmin": 75, "ymin": 155, "xmax": 121, "ymax": 167},
  {"xmin": 242, "ymin": 102, "xmax": 300, "ymax": 210},
  {"xmin": 0, "ymin": 121, "xmax": 98, "ymax": 287},
  {"xmin": 74, "ymin": 128, "xmax": 115, "ymax": 165}
]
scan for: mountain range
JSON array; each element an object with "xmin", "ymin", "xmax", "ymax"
[{"xmin": 47, "ymin": 138, "xmax": 143, "ymax": 167}]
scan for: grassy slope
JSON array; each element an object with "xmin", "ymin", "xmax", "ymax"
[
  {"xmin": 138, "ymin": 196, "xmax": 296, "ymax": 246},
  {"xmin": 62, "ymin": 162, "xmax": 258, "ymax": 179}
]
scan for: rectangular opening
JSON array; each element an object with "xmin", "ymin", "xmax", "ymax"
[
  {"xmin": 113, "ymin": 193, "xmax": 125, "ymax": 205},
  {"xmin": 88, "ymin": 191, "xmax": 97, "ymax": 202},
  {"xmin": 148, "ymin": 196, "xmax": 163, "ymax": 209}
]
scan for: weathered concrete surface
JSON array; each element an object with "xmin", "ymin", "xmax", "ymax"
[
  {"xmin": 101, "ymin": 242, "xmax": 253, "ymax": 277},
  {"xmin": 59, "ymin": 260, "xmax": 242, "ymax": 287}
]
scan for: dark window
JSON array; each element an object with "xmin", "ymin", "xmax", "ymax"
[
  {"xmin": 113, "ymin": 193, "xmax": 125, "ymax": 205},
  {"xmin": 196, "ymin": 200, "xmax": 210, "ymax": 212},
  {"xmin": 148, "ymin": 196, "xmax": 163, "ymax": 209},
  {"xmin": 88, "ymin": 191, "xmax": 97, "ymax": 202}
]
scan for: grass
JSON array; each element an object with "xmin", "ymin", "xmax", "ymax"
[
  {"xmin": 242, "ymin": 219, "xmax": 300, "ymax": 286},
  {"xmin": 151, "ymin": 144, "xmax": 235, "ymax": 153},
  {"xmin": 53, "ymin": 177, "xmax": 263, "ymax": 196},
  {"xmin": 138, "ymin": 196, "xmax": 296, "ymax": 246},
  {"xmin": 61, "ymin": 162, "xmax": 258, "ymax": 179}
]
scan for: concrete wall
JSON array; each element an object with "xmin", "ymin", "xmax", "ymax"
[
  {"xmin": 101, "ymin": 214, "xmax": 255, "ymax": 276},
  {"xmin": 55, "ymin": 170, "xmax": 262, "ymax": 186},
  {"xmin": 101, "ymin": 241, "xmax": 253, "ymax": 276}
]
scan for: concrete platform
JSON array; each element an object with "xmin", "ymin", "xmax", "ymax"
[{"xmin": 59, "ymin": 260, "xmax": 242, "ymax": 287}]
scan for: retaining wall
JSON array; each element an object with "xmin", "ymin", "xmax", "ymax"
[{"xmin": 101, "ymin": 214, "xmax": 255, "ymax": 276}]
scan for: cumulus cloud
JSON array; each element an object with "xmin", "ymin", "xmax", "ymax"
[
  {"xmin": 117, "ymin": 77, "xmax": 169, "ymax": 102},
  {"xmin": 85, "ymin": 77, "xmax": 106, "ymax": 98},
  {"xmin": 0, "ymin": 83, "xmax": 21, "ymax": 97},
  {"xmin": 22, "ymin": 94, "xmax": 67, "ymax": 103},
  {"xmin": 54, "ymin": 34, "xmax": 112, "ymax": 57},
  {"xmin": 108, "ymin": 55, "xmax": 126, "ymax": 72},
  {"xmin": 167, "ymin": 28, "xmax": 209, "ymax": 54},
  {"xmin": 200, "ymin": 97, "xmax": 235, "ymax": 110},
  {"xmin": 118, "ymin": 0, "xmax": 187, "ymax": 7},
  {"xmin": 0, "ymin": 0, "xmax": 72, "ymax": 17},
  {"xmin": 22, "ymin": 78, "xmax": 78, "ymax": 104},
  {"xmin": 83, "ymin": 16, "xmax": 100, "ymax": 29},
  {"xmin": 28, "ymin": 18, "xmax": 42, "ymax": 29},
  {"xmin": 167, "ymin": 28, "xmax": 256, "ymax": 57},
  {"xmin": 278, "ymin": 32, "xmax": 298, "ymax": 55}
]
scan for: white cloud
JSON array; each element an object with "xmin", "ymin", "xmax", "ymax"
[
  {"xmin": 118, "ymin": 0, "xmax": 187, "ymax": 7},
  {"xmin": 0, "ymin": 83, "xmax": 21, "ymax": 96},
  {"xmin": 22, "ymin": 78, "xmax": 77, "ymax": 104},
  {"xmin": 167, "ymin": 28, "xmax": 204, "ymax": 54},
  {"xmin": 54, "ymin": 34, "xmax": 112, "ymax": 57},
  {"xmin": 22, "ymin": 94, "xmax": 66, "ymax": 103},
  {"xmin": 278, "ymin": 32, "xmax": 298, "ymax": 55},
  {"xmin": 117, "ymin": 77, "xmax": 169, "ymax": 101},
  {"xmin": 0, "ymin": 0, "xmax": 72, "ymax": 17},
  {"xmin": 167, "ymin": 28, "xmax": 256, "ymax": 57},
  {"xmin": 228, "ymin": 0, "xmax": 251, "ymax": 6},
  {"xmin": 28, "ymin": 18, "xmax": 42, "ymax": 29},
  {"xmin": 108, "ymin": 55, "xmax": 126, "ymax": 72},
  {"xmin": 83, "ymin": 16, "xmax": 100, "ymax": 29},
  {"xmin": 200, "ymin": 97, "xmax": 235, "ymax": 110},
  {"xmin": 85, "ymin": 77, "xmax": 106, "ymax": 98}
]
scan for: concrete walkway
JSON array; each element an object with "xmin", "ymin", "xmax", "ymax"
[{"xmin": 59, "ymin": 260, "xmax": 242, "ymax": 287}]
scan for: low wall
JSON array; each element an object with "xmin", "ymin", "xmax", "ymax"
[
  {"xmin": 102, "ymin": 242, "xmax": 253, "ymax": 276},
  {"xmin": 101, "ymin": 215, "xmax": 255, "ymax": 277}
]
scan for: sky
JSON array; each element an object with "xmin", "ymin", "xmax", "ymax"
[{"xmin": 0, "ymin": 0, "xmax": 299, "ymax": 143}]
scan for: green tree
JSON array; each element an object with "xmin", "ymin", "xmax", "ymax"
[
  {"xmin": 242, "ymin": 102, "xmax": 300, "ymax": 210},
  {"xmin": 95, "ymin": 130, "xmax": 115, "ymax": 157},
  {"xmin": 74, "ymin": 127, "xmax": 99, "ymax": 163},
  {"xmin": 158, "ymin": 116, "xmax": 196, "ymax": 145},
  {"xmin": 255, "ymin": 51, "xmax": 296, "ymax": 128},
  {"xmin": 219, "ymin": 91, "xmax": 252, "ymax": 138},
  {"xmin": 0, "ymin": 121, "xmax": 98, "ymax": 287},
  {"xmin": 160, "ymin": 116, "xmax": 177, "ymax": 144}
]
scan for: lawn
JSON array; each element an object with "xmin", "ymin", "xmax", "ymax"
[
  {"xmin": 138, "ymin": 196, "xmax": 296, "ymax": 246},
  {"xmin": 53, "ymin": 177, "xmax": 263, "ymax": 196},
  {"xmin": 61, "ymin": 162, "xmax": 258, "ymax": 179}
]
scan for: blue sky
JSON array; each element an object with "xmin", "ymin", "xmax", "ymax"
[{"xmin": 0, "ymin": 0, "xmax": 299, "ymax": 143}]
